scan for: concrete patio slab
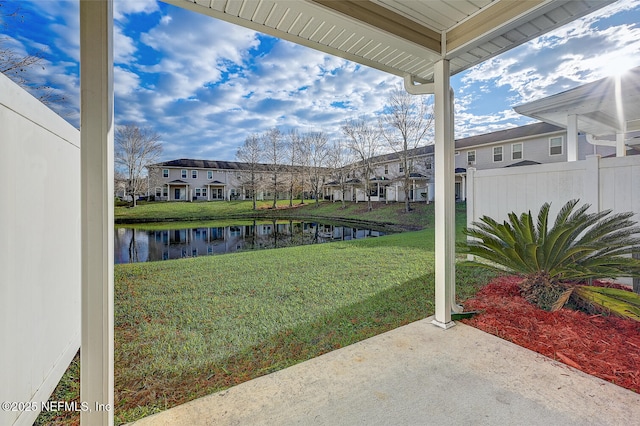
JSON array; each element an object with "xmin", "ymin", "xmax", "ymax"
[{"xmin": 130, "ymin": 317, "xmax": 640, "ymax": 426}]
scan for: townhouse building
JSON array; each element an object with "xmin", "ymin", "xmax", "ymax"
[
  {"xmin": 453, "ymin": 122, "xmax": 617, "ymax": 201},
  {"xmin": 147, "ymin": 123, "xmax": 619, "ymax": 204}
]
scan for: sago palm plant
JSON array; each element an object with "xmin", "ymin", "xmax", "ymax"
[{"xmin": 462, "ymin": 199, "xmax": 640, "ymax": 311}]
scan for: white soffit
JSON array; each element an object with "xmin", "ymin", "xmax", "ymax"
[
  {"xmin": 165, "ymin": 0, "xmax": 615, "ymax": 83},
  {"xmin": 514, "ymin": 66, "xmax": 640, "ymax": 137}
]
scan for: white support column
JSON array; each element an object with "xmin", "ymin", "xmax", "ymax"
[
  {"xmin": 432, "ymin": 59, "xmax": 456, "ymax": 329},
  {"xmin": 567, "ymin": 114, "xmax": 578, "ymax": 162},
  {"xmin": 80, "ymin": 1, "xmax": 114, "ymax": 425},
  {"xmin": 616, "ymin": 132, "xmax": 626, "ymax": 157}
]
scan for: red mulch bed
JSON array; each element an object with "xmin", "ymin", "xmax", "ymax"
[{"xmin": 461, "ymin": 275, "xmax": 640, "ymax": 393}]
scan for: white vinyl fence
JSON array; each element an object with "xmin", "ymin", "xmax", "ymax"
[
  {"xmin": 0, "ymin": 74, "xmax": 81, "ymax": 425},
  {"xmin": 466, "ymin": 154, "xmax": 640, "ymax": 288}
]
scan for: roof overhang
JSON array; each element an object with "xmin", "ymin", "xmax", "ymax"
[
  {"xmin": 514, "ymin": 66, "xmax": 640, "ymax": 137},
  {"xmin": 164, "ymin": 0, "xmax": 615, "ymax": 83}
]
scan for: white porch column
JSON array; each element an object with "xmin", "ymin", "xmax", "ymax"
[
  {"xmin": 80, "ymin": 1, "xmax": 114, "ymax": 424},
  {"xmin": 567, "ymin": 114, "xmax": 578, "ymax": 162},
  {"xmin": 616, "ymin": 132, "xmax": 626, "ymax": 157},
  {"xmin": 432, "ymin": 59, "xmax": 457, "ymax": 329}
]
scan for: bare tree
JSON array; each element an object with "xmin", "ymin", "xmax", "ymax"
[
  {"xmin": 378, "ymin": 88, "xmax": 434, "ymax": 213},
  {"xmin": 236, "ymin": 134, "xmax": 262, "ymax": 211},
  {"xmin": 115, "ymin": 124, "xmax": 163, "ymax": 207},
  {"xmin": 342, "ymin": 118, "xmax": 381, "ymax": 212},
  {"xmin": 285, "ymin": 129, "xmax": 303, "ymax": 206},
  {"xmin": 379, "ymin": 87, "xmax": 434, "ymax": 212},
  {"xmin": 261, "ymin": 128, "xmax": 285, "ymax": 209},
  {"xmin": 326, "ymin": 139, "xmax": 355, "ymax": 209},
  {"xmin": 302, "ymin": 131, "xmax": 330, "ymax": 207},
  {"xmin": 0, "ymin": 1, "xmax": 65, "ymax": 108}
]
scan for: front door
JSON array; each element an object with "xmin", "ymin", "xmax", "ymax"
[{"xmin": 174, "ymin": 188, "xmax": 181, "ymax": 200}]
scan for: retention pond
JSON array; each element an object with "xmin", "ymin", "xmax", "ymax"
[{"xmin": 115, "ymin": 219, "xmax": 387, "ymax": 263}]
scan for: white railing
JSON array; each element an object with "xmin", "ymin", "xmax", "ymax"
[{"xmin": 0, "ymin": 74, "xmax": 81, "ymax": 425}]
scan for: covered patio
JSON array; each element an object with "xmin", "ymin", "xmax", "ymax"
[
  {"xmin": 78, "ymin": 1, "xmax": 618, "ymax": 423},
  {"xmin": 129, "ymin": 317, "xmax": 640, "ymax": 425}
]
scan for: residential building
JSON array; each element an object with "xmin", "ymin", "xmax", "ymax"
[
  {"xmin": 453, "ymin": 122, "xmax": 617, "ymax": 201},
  {"xmin": 148, "ymin": 122, "xmax": 624, "ymax": 205},
  {"xmin": 325, "ymin": 145, "xmax": 435, "ymax": 203},
  {"xmin": 148, "ymin": 158, "xmax": 331, "ymax": 202}
]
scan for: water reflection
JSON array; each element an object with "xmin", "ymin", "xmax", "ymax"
[{"xmin": 115, "ymin": 220, "xmax": 385, "ymax": 264}]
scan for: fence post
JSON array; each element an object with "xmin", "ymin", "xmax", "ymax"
[
  {"xmin": 466, "ymin": 167, "xmax": 476, "ymax": 261},
  {"xmin": 634, "ymin": 248, "xmax": 640, "ymax": 294}
]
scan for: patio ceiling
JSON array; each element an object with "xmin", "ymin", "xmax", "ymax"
[
  {"xmin": 514, "ymin": 66, "xmax": 640, "ymax": 138},
  {"xmin": 166, "ymin": 0, "xmax": 615, "ymax": 83}
]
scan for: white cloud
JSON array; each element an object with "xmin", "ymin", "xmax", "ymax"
[{"xmin": 114, "ymin": 0, "xmax": 159, "ymax": 21}]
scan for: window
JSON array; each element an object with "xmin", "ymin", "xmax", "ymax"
[
  {"xmin": 181, "ymin": 169, "xmax": 187, "ymax": 179},
  {"xmin": 384, "ymin": 165, "xmax": 388, "ymax": 174},
  {"xmin": 512, "ymin": 143, "xmax": 523, "ymax": 160},
  {"xmin": 549, "ymin": 137, "xmax": 563, "ymax": 156},
  {"xmin": 155, "ymin": 187, "xmax": 162, "ymax": 197},
  {"xmin": 467, "ymin": 151, "xmax": 476, "ymax": 164},
  {"xmin": 207, "ymin": 171, "xmax": 213, "ymax": 180},
  {"xmin": 162, "ymin": 169, "xmax": 169, "ymax": 178},
  {"xmin": 195, "ymin": 188, "xmax": 202, "ymax": 197},
  {"xmin": 493, "ymin": 146, "xmax": 503, "ymax": 162},
  {"xmin": 399, "ymin": 164, "xmax": 404, "ymax": 173},
  {"xmin": 425, "ymin": 158, "xmax": 433, "ymax": 170},
  {"xmin": 201, "ymin": 188, "xmax": 207, "ymax": 198},
  {"xmin": 191, "ymin": 170, "xmax": 198, "ymax": 179},
  {"xmin": 162, "ymin": 187, "xmax": 168, "ymax": 197}
]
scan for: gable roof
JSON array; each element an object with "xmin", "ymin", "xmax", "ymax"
[{"xmin": 514, "ymin": 66, "xmax": 640, "ymax": 137}]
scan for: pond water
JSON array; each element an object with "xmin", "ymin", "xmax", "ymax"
[{"xmin": 115, "ymin": 219, "xmax": 386, "ymax": 264}]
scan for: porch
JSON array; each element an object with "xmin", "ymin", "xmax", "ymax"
[{"xmin": 131, "ymin": 317, "xmax": 640, "ymax": 425}]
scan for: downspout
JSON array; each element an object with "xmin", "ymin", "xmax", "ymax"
[{"xmin": 405, "ymin": 71, "xmax": 463, "ymax": 329}]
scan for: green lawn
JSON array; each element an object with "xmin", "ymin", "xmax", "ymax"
[
  {"xmin": 115, "ymin": 199, "xmax": 439, "ymax": 230},
  {"xmin": 39, "ymin": 201, "xmax": 495, "ymax": 425}
]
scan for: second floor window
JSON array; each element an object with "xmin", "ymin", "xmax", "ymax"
[
  {"xmin": 181, "ymin": 169, "xmax": 187, "ymax": 179},
  {"xmin": 384, "ymin": 165, "xmax": 388, "ymax": 174},
  {"xmin": 207, "ymin": 171, "xmax": 213, "ymax": 180},
  {"xmin": 162, "ymin": 169, "xmax": 169, "ymax": 178},
  {"xmin": 191, "ymin": 170, "xmax": 198, "ymax": 179},
  {"xmin": 493, "ymin": 146, "xmax": 503, "ymax": 162},
  {"xmin": 467, "ymin": 151, "xmax": 476, "ymax": 164},
  {"xmin": 399, "ymin": 164, "xmax": 404, "ymax": 173},
  {"xmin": 512, "ymin": 143, "xmax": 523, "ymax": 160},
  {"xmin": 549, "ymin": 137, "xmax": 563, "ymax": 155}
]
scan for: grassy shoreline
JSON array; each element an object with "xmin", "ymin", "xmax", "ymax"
[
  {"xmin": 115, "ymin": 200, "xmax": 439, "ymax": 231},
  {"xmin": 40, "ymin": 200, "xmax": 488, "ymax": 425}
]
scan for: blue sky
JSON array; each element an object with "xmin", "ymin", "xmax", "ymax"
[{"xmin": 3, "ymin": 0, "xmax": 640, "ymax": 161}]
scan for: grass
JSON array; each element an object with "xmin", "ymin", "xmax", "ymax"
[
  {"xmin": 39, "ymin": 201, "xmax": 491, "ymax": 425},
  {"xmin": 115, "ymin": 199, "xmax": 438, "ymax": 230},
  {"xmin": 115, "ymin": 199, "xmax": 310, "ymax": 222}
]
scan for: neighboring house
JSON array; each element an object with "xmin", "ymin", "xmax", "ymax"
[
  {"xmin": 148, "ymin": 158, "xmax": 331, "ymax": 202},
  {"xmin": 150, "ymin": 122, "xmax": 624, "ymax": 204},
  {"xmin": 325, "ymin": 145, "xmax": 435, "ymax": 203},
  {"xmin": 453, "ymin": 122, "xmax": 617, "ymax": 201}
]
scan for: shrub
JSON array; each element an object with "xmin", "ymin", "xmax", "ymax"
[{"xmin": 461, "ymin": 200, "xmax": 640, "ymax": 311}]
